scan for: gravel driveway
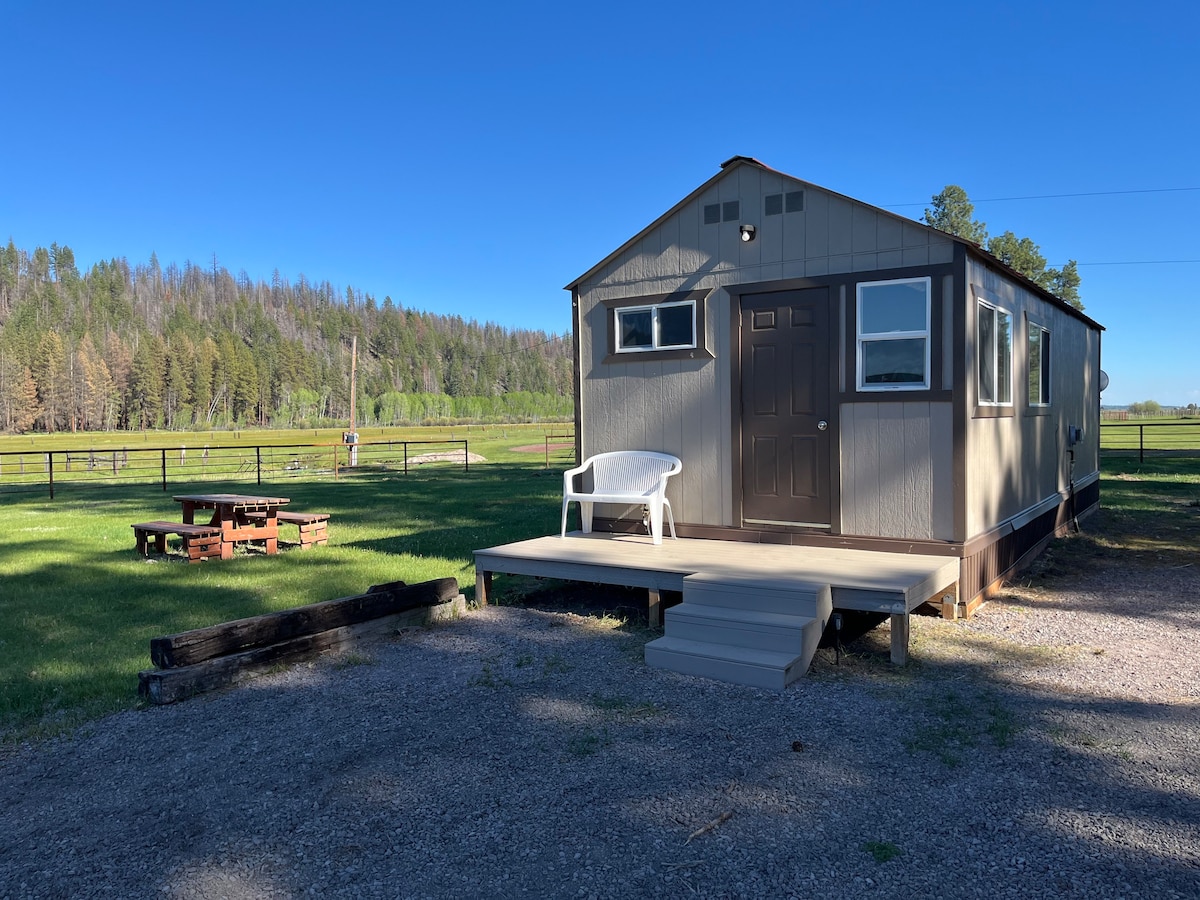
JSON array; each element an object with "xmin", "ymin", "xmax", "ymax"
[{"xmin": 1, "ymin": 554, "xmax": 1197, "ymax": 899}]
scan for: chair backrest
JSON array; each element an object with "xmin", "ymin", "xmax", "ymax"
[{"xmin": 590, "ymin": 451, "xmax": 680, "ymax": 494}]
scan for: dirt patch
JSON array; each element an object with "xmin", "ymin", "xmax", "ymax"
[{"xmin": 407, "ymin": 450, "xmax": 488, "ymax": 465}]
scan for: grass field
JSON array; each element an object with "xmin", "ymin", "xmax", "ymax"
[
  {"xmin": 0, "ymin": 430, "xmax": 568, "ymax": 740},
  {"xmin": 1, "ymin": 438, "xmax": 1196, "ymax": 743},
  {"xmin": 1099, "ymin": 417, "xmax": 1200, "ymax": 453}
]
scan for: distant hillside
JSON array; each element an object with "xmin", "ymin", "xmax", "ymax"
[{"xmin": 0, "ymin": 241, "xmax": 572, "ymax": 433}]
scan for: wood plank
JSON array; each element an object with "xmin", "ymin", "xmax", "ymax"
[
  {"xmin": 138, "ymin": 595, "xmax": 466, "ymax": 705},
  {"xmin": 150, "ymin": 578, "xmax": 459, "ymax": 668}
]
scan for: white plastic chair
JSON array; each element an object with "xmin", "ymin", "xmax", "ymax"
[{"xmin": 561, "ymin": 450, "xmax": 682, "ymax": 545}]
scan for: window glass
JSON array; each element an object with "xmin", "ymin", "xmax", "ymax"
[
  {"xmin": 861, "ymin": 281, "xmax": 928, "ymax": 333},
  {"xmin": 977, "ymin": 300, "xmax": 1012, "ymax": 405},
  {"xmin": 617, "ymin": 309, "xmax": 652, "ymax": 350},
  {"xmin": 614, "ymin": 300, "xmax": 697, "ymax": 353},
  {"xmin": 862, "ymin": 339, "xmax": 927, "ymax": 384},
  {"xmin": 855, "ymin": 277, "xmax": 931, "ymax": 391},
  {"xmin": 1028, "ymin": 326, "xmax": 1051, "ymax": 405},
  {"xmin": 657, "ymin": 303, "xmax": 694, "ymax": 348}
]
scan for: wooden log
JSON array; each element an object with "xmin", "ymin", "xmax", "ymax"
[
  {"xmin": 150, "ymin": 577, "xmax": 459, "ymax": 668},
  {"xmin": 139, "ymin": 594, "xmax": 466, "ymax": 704}
]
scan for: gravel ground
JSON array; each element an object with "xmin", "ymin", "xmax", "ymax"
[{"xmin": 1, "ymin": 560, "xmax": 1198, "ymax": 899}]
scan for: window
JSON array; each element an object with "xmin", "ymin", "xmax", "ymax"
[
  {"xmin": 1028, "ymin": 323, "xmax": 1051, "ymax": 406},
  {"xmin": 856, "ymin": 277, "xmax": 931, "ymax": 390},
  {"xmin": 615, "ymin": 299, "xmax": 696, "ymax": 353},
  {"xmin": 977, "ymin": 300, "xmax": 1013, "ymax": 405}
]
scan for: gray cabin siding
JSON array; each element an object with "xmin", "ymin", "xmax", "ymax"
[
  {"xmin": 963, "ymin": 257, "xmax": 1101, "ymax": 540},
  {"xmin": 575, "ymin": 161, "xmax": 954, "ymax": 530}
]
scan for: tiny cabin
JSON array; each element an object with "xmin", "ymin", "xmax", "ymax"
[{"xmin": 565, "ymin": 156, "xmax": 1103, "ymax": 613}]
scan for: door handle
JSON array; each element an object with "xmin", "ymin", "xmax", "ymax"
[{"xmin": 817, "ymin": 420, "xmax": 828, "ymax": 431}]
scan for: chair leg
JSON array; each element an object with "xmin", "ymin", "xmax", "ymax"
[
  {"xmin": 662, "ymin": 498, "xmax": 676, "ymax": 540},
  {"xmin": 580, "ymin": 501, "xmax": 593, "ymax": 534},
  {"xmin": 561, "ymin": 499, "xmax": 570, "ymax": 537},
  {"xmin": 648, "ymin": 502, "xmax": 663, "ymax": 545}
]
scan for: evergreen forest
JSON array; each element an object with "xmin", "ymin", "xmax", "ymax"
[{"xmin": 0, "ymin": 241, "xmax": 574, "ymax": 434}]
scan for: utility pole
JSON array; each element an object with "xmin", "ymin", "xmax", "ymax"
[{"xmin": 346, "ymin": 335, "xmax": 359, "ymax": 466}]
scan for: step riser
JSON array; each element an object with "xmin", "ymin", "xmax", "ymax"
[
  {"xmin": 645, "ymin": 645, "xmax": 795, "ymax": 691},
  {"xmin": 665, "ymin": 614, "xmax": 822, "ymax": 654},
  {"xmin": 682, "ymin": 585, "xmax": 829, "ymax": 617}
]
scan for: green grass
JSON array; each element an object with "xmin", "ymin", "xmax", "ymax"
[
  {"xmin": 0, "ymin": 459, "xmax": 562, "ymax": 740},
  {"xmin": 1026, "ymin": 456, "xmax": 1200, "ymax": 581}
]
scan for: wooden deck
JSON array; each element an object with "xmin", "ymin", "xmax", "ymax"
[{"xmin": 474, "ymin": 532, "xmax": 960, "ymax": 664}]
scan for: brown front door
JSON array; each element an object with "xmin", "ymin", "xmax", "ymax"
[{"xmin": 739, "ymin": 288, "xmax": 832, "ymax": 528}]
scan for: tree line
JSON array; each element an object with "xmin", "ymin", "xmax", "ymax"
[
  {"xmin": 0, "ymin": 241, "xmax": 574, "ymax": 433},
  {"xmin": 923, "ymin": 186, "xmax": 1084, "ymax": 310}
]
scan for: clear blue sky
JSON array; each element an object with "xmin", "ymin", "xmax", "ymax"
[{"xmin": 2, "ymin": 0, "xmax": 1196, "ymax": 407}]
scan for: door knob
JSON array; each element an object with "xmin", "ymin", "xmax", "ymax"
[{"xmin": 818, "ymin": 420, "xmax": 828, "ymax": 431}]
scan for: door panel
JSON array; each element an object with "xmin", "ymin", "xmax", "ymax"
[{"xmin": 740, "ymin": 288, "xmax": 832, "ymax": 527}]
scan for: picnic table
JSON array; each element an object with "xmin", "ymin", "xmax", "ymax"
[{"xmin": 173, "ymin": 493, "xmax": 291, "ymax": 560}]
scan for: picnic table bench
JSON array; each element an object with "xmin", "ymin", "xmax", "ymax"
[
  {"xmin": 132, "ymin": 521, "xmax": 224, "ymax": 563},
  {"xmin": 245, "ymin": 510, "xmax": 330, "ymax": 549}
]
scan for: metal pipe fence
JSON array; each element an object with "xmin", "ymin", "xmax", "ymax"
[
  {"xmin": 1099, "ymin": 422, "xmax": 1200, "ymax": 462},
  {"xmin": 0, "ymin": 439, "xmax": 470, "ymax": 499}
]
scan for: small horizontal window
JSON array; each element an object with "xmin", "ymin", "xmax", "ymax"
[
  {"xmin": 615, "ymin": 300, "xmax": 697, "ymax": 353},
  {"xmin": 765, "ymin": 194, "xmax": 783, "ymax": 216},
  {"xmin": 722, "ymin": 200, "xmax": 740, "ymax": 222},
  {"xmin": 703, "ymin": 204, "xmax": 721, "ymax": 225},
  {"xmin": 785, "ymin": 190, "xmax": 804, "ymax": 212}
]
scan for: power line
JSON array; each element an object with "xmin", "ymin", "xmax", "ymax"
[
  {"xmin": 1071, "ymin": 259, "xmax": 1200, "ymax": 266},
  {"xmin": 884, "ymin": 186, "xmax": 1200, "ymax": 208}
]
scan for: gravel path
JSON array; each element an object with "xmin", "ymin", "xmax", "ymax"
[{"xmin": 1, "ymin": 562, "xmax": 1198, "ymax": 899}]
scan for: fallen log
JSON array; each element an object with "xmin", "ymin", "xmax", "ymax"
[
  {"xmin": 150, "ymin": 577, "xmax": 459, "ymax": 668},
  {"xmin": 138, "ymin": 593, "xmax": 465, "ymax": 705}
]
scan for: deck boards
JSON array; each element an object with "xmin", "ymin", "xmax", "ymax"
[{"xmin": 475, "ymin": 532, "xmax": 959, "ymax": 614}]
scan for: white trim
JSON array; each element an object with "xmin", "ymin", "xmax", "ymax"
[
  {"xmin": 854, "ymin": 276, "xmax": 931, "ymax": 391},
  {"xmin": 614, "ymin": 298, "xmax": 698, "ymax": 354},
  {"xmin": 1027, "ymin": 320, "xmax": 1052, "ymax": 407},
  {"xmin": 976, "ymin": 296, "xmax": 1013, "ymax": 406}
]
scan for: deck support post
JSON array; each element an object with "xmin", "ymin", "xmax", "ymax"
[
  {"xmin": 475, "ymin": 569, "xmax": 492, "ymax": 607},
  {"xmin": 890, "ymin": 612, "xmax": 910, "ymax": 666},
  {"xmin": 647, "ymin": 589, "xmax": 662, "ymax": 628}
]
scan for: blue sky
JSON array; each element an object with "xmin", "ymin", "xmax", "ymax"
[{"xmin": 2, "ymin": 0, "xmax": 1196, "ymax": 406}]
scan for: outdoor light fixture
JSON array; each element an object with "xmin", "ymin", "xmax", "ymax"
[{"xmin": 739, "ymin": 224, "xmax": 757, "ymax": 242}]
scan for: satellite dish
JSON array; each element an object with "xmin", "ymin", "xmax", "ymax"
[{"xmin": 1099, "ymin": 370, "xmax": 1110, "ymax": 393}]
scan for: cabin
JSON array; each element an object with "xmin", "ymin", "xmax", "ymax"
[{"xmin": 474, "ymin": 156, "xmax": 1103, "ymax": 688}]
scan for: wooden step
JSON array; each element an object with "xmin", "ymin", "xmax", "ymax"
[
  {"xmin": 682, "ymin": 572, "xmax": 830, "ymax": 617},
  {"xmin": 664, "ymin": 604, "xmax": 825, "ymax": 654},
  {"xmin": 644, "ymin": 637, "xmax": 808, "ymax": 691}
]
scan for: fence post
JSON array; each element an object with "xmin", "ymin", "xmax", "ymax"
[
  {"xmin": 256, "ymin": 446, "xmax": 262, "ymax": 485},
  {"xmin": 404, "ymin": 443, "xmax": 409, "ymax": 476},
  {"xmin": 1139, "ymin": 424, "xmax": 1144, "ymax": 464},
  {"xmin": 464, "ymin": 440, "xmax": 469, "ymax": 473},
  {"xmin": 48, "ymin": 453, "xmax": 54, "ymax": 500},
  {"xmin": 161, "ymin": 448, "xmax": 168, "ymax": 491}
]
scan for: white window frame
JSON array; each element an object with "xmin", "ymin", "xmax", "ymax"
[
  {"xmin": 977, "ymin": 298, "xmax": 1013, "ymax": 406},
  {"xmin": 855, "ymin": 276, "xmax": 932, "ymax": 391},
  {"xmin": 1028, "ymin": 322, "xmax": 1051, "ymax": 407},
  {"xmin": 614, "ymin": 299, "xmax": 697, "ymax": 354}
]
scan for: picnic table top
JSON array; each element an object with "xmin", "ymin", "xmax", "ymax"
[{"xmin": 172, "ymin": 493, "xmax": 291, "ymax": 507}]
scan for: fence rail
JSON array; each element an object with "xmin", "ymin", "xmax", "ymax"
[
  {"xmin": 1100, "ymin": 422, "xmax": 1200, "ymax": 461},
  {"xmin": 0, "ymin": 439, "xmax": 470, "ymax": 499}
]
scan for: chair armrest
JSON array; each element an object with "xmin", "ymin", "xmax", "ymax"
[{"xmin": 563, "ymin": 459, "xmax": 591, "ymax": 495}]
